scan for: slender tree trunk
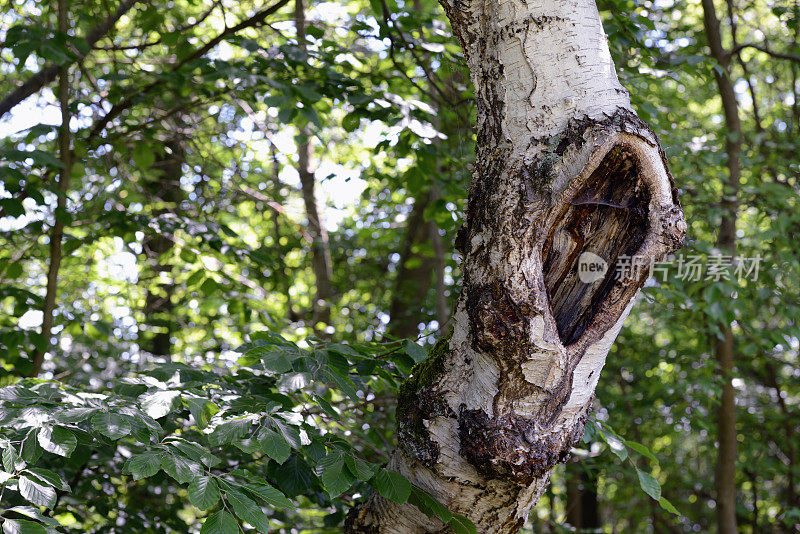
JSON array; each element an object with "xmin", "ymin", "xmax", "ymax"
[
  {"xmin": 430, "ymin": 205, "xmax": 450, "ymax": 329},
  {"xmin": 269, "ymin": 143, "xmax": 299, "ymax": 322},
  {"xmin": 387, "ymin": 0, "xmax": 452, "ymax": 338},
  {"xmin": 30, "ymin": 0, "xmax": 72, "ymax": 377},
  {"xmin": 725, "ymin": 0, "xmax": 762, "ymax": 133},
  {"xmin": 566, "ymin": 462, "xmax": 582, "ymax": 529},
  {"xmin": 566, "ymin": 461, "xmax": 600, "ymax": 531},
  {"xmin": 701, "ymin": 1, "xmax": 742, "ymax": 532},
  {"xmin": 388, "ymin": 193, "xmax": 438, "ymax": 338},
  {"xmin": 295, "ymin": 0, "xmax": 334, "ymax": 334},
  {"xmin": 764, "ymin": 362, "xmax": 799, "ymax": 515},
  {"xmin": 346, "ymin": 0, "xmax": 685, "ymax": 530},
  {"xmin": 793, "ymin": 1, "xmax": 800, "ymax": 133},
  {"xmin": 139, "ymin": 141, "xmax": 184, "ymax": 359}
]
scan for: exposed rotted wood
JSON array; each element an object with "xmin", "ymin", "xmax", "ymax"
[{"xmin": 543, "ymin": 144, "xmax": 650, "ymax": 345}]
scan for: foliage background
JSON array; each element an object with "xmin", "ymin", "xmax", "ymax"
[{"xmin": 0, "ymin": 0, "xmax": 798, "ymax": 532}]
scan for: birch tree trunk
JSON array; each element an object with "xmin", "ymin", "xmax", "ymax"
[{"xmin": 347, "ymin": 0, "xmax": 686, "ymax": 531}]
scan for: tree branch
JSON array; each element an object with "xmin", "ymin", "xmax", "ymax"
[
  {"xmin": 729, "ymin": 43, "xmax": 800, "ymax": 64},
  {"xmin": 86, "ymin": 0, "xmax": 292, "ymax": 140},
  {"xmin": 0, "ymin": 0, "xmax": 140, "ymax": 119}
]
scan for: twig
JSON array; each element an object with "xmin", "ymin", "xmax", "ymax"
[{"xmin": 30, "ymin": 0, "xmax": 74, "ymax": 378}]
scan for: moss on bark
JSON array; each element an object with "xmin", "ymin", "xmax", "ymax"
[{"xmin": 395, "ymin": 333, "xmax": 454, "ymax": 467}]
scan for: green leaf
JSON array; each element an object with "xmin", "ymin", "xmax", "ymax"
[
  {"xmin": 40, "ymin": 41, "xmax": 71, "ymax": 63},
  {"xmin": 25, "ymin": 468, "xmax": 69, "ymax": 492},
  {"xmin": 54, "ymin": 206, "xmax": 71, "ymax": 225},
  {"xmin": 258, "ymin": 428, "xmax": 290, "ymax": 464},
  {"xmin": 188, "ymin": 476, "xmax": 220, "ymax": 510},
  {"xmin": 125, "ymin": 451, "xmax": 164, "ymax": 481},
  {"xmin": 637, "ymin": 469, "xmax": 661, "ymax": 501},
  {"xmin": 625, "ymin": 440, "xmax": 659, "ymax": 464},
  {"xmin": 600, "ymin": 428, "xmax": 628, "ymax": 461},
  {"xmin": 133, "ymin": 144, "xmax": 155, "ymax": 170},
  {"xmin": 54, "ymin": 407, "xmax": 96, "ymax": 424},
  {"xmin": 3, "ymin": 506, "xmax": 60, "ymax": 526},
  {"xmin": 311, "ymin": 393, "xmax": 338, "ymax": 418},
  {"xmin": 184, "ymin": 397, "xmax": 219, "ymax": 429},
  {"xmin": 270, "ymin": 456, "xmax": 315, "ymax": 497},
  {"xmin": 161, "ymin": 454, "xmax": 202, "ymax": 484},
  {"xmin": 1, "ymin": 519, "xmax": 48, "ymax": 534},
  {"xmin": 168, "ymin": 439, "xmax": 222, "ymax": 467},
  {"xmin": 296, "ymin": 83, "xmax": 323, "ymax": 102},
  {"xmin": 268, "ymin": 418, "xmax": 301, "ymax": 449},
  {"xmin": 91, "ymin": 412, "xmax": 132, "ymax": 440},
  {"xmin": 233, "ymin": 437, "xmax": 260, "ymax": 454},
  {"xmin": 37, "ymin": 426, "xmax": 77, "ymax": 457},
  {"xmin": 319, "ymin": 450, "xmax": 350, "ymax": 497},
  {"xmin": 0, "ymin": 198, "xmax": 25, "ymax": 218},
  {"xmin": 342, "ymin": 113, "xmax": 360, "ymax": 132},
  {"xmin": 199, "ymin": 511, "xmax": 239, "ymax": 534},
  {"xmin": 408, "ymin": 486, "xmax": 452, "ymax": 523},
  {"xmin": 322, "ymin": 368, "xmax": 359, "ymax": 401},
  {"xmin": 209, "ymin": 417, "xmax": 252, "ymax": 447},
  {"xmin": 20, "ymin": 432, "xmax": 42, "ymax": 464},
  {"xmin": 2, "ymin": 446, "xmax": 23, "ymax": 472},
  {"xmin": 18, "ymin": 475, "xmax": 56, "ymax": 508},
  {"xmin": 199, "ymin": 277, "xmax": 219, "ymax": 295},
  {"xmin": 448, "ymin": 514, "xmax": 478, "ymax": 534},
  {"xmin": 139, "ymin": 390, "xmax": 181, "ymax": 419},
  {"xmin": 226, "ymin": 487, "xmax": 271, "ymax": 533},
  {"xmin": 344, "ymin": 455, "xmax": 375, "ymax": 482},
  {"xmin": 4, "ymin": 262, "xmax": 23, "ymax": 279},
  {"xmin": 243, "ymin": 482, "xmax": 294, "ymax": 509},
  {"xmin": 658, "ymin": 496, "xmax": 680, "ymax": 515},
  {"xmin": 245, "ymin": 345, "xmax": 293, "ymax": 373},
  {"xmin": 404, "ymin": 340, "xmax": 428, "ymax": 363},
  {"xmin": 374, "ymin": 468, "xmax": 411, "ymax": 504}
]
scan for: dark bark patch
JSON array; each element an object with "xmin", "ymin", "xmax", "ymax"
[
  {"xmin": 458, "ymin": 407, "xmax": 581, "ymax": 484},
  {"xmin": 542, "ymin": 144, "xmax": 650, "ymax": 346},
  {"xmin": 466, "ymin": 283, "xmax": 530, "ymax": 354},
  {"xmin": 344, "ymin": 503, "xmax": 381, "ymax": 534}
]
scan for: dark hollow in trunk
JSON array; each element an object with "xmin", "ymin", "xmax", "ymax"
[{"xmin": 543, "ymin": 145, "xmax": 650, "ymax": 346}]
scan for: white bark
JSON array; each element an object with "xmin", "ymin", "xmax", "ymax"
[{"xmin": 347, "ymin": 0, "xmax": 686, "ymax": 532}]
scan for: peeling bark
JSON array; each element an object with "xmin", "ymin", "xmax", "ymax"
[{"xmin": 347, "ymin": 0, "xmax": 685, "ymax": 531}]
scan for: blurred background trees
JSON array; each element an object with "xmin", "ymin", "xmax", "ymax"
[{"xmin": 0, "ymin": 0, "xmax": 798, "ymax": 532}]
